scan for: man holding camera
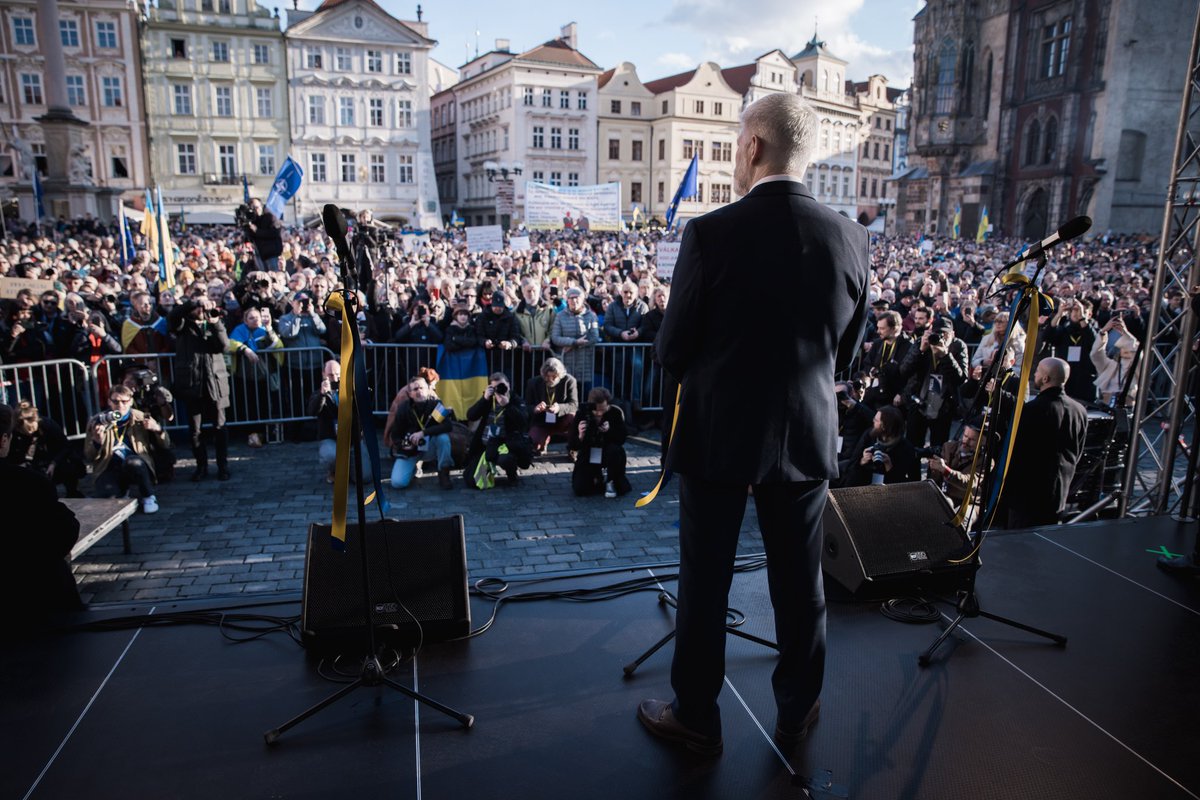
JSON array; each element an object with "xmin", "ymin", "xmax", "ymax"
[
  {"xmin": 844, "ymin": 405, "xmax": 922, "ymax": 487},
  {"xmin": 897, "ymin": 315, "xmax": 969, "ymax": 449},
  {"xmin": 835, "ymin": 381, "xmax": 874, "ymax": 482},
  {"xmin": 169, "ymin": 295, "xmax": 232, "ymax": 481},
  {"xmin": 392, "ymin": 301, "xmax": 444, "ymax": 345},
  {"xmin": 476, "ymin": 293, "xmax": 523, "ymax": 358},
  {"xmin": 1045, "ymin": 298, "xmax": 1100, "ymax": 404},
  {"xmin": 389, "ymin": 375, "xmax": 456, "ymax": 490},
  {"xmin": 862, "ymin": 309, "xmax": 911, "ymax": 409},
  {"xmin": 464, "ymin": 372, "xmax": 532, "ymax": 488},
  {"xmin": 242, "ymin": 197, "xmax": 284, "ymax": 272},
  {"xmin": 84, "ymin": 384, "xmax": 168, "ymax": 513},
  {"xmin": 568, "ymin": 386, "xmax": 630, "ymax": 497},
  {"xmin": 5, "ymin": 400, "xmax": 86, "ymax": 497}
]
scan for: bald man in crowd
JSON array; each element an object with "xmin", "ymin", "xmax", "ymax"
[{"xmin": 1001, "ymin": 357, "xmax": 1088, "ymax": 528}]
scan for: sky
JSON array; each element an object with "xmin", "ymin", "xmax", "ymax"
[{"xmin": 285, "ymin": 0, "xmax": 924, "ymax": 88}]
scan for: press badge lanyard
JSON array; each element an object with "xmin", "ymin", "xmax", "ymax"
[{"xmin": 880, "ymin": 339, "xmax": 895, "ymax": 364}]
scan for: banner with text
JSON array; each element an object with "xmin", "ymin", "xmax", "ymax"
[
  {"xmin": 466, "ymin": 225, "xmax": 505, "ymax": 254},
  {"xmin": 655, "ymin": 242, "xmax": 681, "ymax": 280},
  {"xmin": 509, "ymin": 235, "xmax": 531, "ymax": 252},
  {"xmin": 0, "ymin": 277, "xmax": 55, "ymax": 299},
  {"xmin": 525, "ymin": 182, "xmax": 621, "ymax": 232}
]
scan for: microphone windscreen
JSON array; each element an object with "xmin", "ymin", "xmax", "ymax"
[
  {"xmin": 1057, "ymin": 215, "xmax": 1092, "ymax": 241},
  {"xmin": 321, "ymin": 203, "xmax": 347, "ymax": 241}
]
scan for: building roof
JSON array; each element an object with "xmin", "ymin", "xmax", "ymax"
[
  {"xmin": 887, "ymin": 87, "xmax": 906, "ymax": 102},
  {"xmin": 791, "ymin": 32, "xmax": 845, "ymax": 63},
  {"xmin": 310, "ymin": 0, "xmax": 434, "ymax": 44},
  {"xmin": 597, "ymin": 68, "xmax": 615, "ymax": 89},
  {"xmin": 517, "ymin": 38, "xmax": 601, "ymax": 70},
  {"xmin": 643, "ymin": 61, "xmax": 756, "ymax": 96}
]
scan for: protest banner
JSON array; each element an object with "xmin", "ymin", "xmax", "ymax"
[
  {"xmin": 525, "ymin": 182, "xmax": 621, "ymax": 232},
  {"xmin": 509, "ymin": 236, "xmax": 531, "ymax": 252},
  {"xmin": 655, "ymin": 242, "xmax": 681, "ymax": 280},
  {"xmin": 466, "ymin": 225, "xmax": 504, "ymax": 254},
  {"xmin": 0, "ymin": 277, "xmax": 55, "ymax": 299}
]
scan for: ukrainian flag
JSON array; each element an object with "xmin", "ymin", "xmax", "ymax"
[
  {"xmin": 976, "ymin": 205, "xmax": 990, "ymax": 243},
  {"xmin": 434, "ymin": 345, "xmax": 488, "ymax": 419},
  {"xmin": 951, "ymin": 204, "xmax": 961, "ymax": 240}
]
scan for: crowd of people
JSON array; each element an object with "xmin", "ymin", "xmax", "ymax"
[{"xmin": 0, "ymin": 208, "xmax": 1170, "ymax": 519}]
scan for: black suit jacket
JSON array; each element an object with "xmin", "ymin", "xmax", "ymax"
[
  {"xmin": 1003, "ymin": 386, "xmax": 1088, "ymax": 521},
  {"xmin": 656, "ymin": 180, "xmax": 870, "ymax": 483}
]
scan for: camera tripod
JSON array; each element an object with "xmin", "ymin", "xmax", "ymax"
[{"xmin": 265, "ymin": 205, "xmax": 472, "ymax": 744}]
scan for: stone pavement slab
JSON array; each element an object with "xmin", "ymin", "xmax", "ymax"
[{"xmin": 72, "ymin": 435, "xmax": 766, "ymax": 604}]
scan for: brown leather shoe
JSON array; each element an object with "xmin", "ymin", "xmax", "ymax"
[
  {"xmin": 774, "ymin": 699, "xmax": 820, "ymax": 748},
  {"xmin": 637, "ymin": 699, "xmax": 722, "ymax": 756}
]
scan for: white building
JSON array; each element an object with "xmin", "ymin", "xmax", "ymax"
[
  {"xmin": 285, "ymin": 0, "xmax": 439, "ymax": 227},
  {"xmin": 451, "ymin": 24, "xmax": 601, "ymax": 227},
  {"xmin": 141, "ymin": 0, "xmax": 290, "ymax": 220},
  {"xmin": 792, "ymin": 34, "xmax": 862, "ymax": 219}
]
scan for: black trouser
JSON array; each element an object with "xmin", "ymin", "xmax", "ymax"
[
  {"xmin": 94, "ymin": 453, "xmax": 155, "ymax": 499},
  {"xmin": 906, "ymin": 411, "xmax": 952, "ymax": 449},
  {"xmin": 570, "ymin": 444, "xmax": 630, "ymax": 495},
  {"xmin": 186, "ymin": 398, "xmax": 228, "ymax": 471},
  {"xmin": 670, "ymin": 476, "xmax": 828, "ymax": 739}
]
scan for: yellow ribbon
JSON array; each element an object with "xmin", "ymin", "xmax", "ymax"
[
  {"xmin": 635, "ymin": 384, "xmax": 681, "ymax": 508},
  {"xmin": 326, "ymin": 291, "xmax": 376, "ymax": 548}
]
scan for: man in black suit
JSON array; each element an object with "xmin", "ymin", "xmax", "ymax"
[
  {"xmin": 638, "ymin": 92, "xmax": 870, "ymax": 756},
  {"xmin": 1001, "ymin": 357, "xmax": 1088, "ymax": 529},
  {"xmin": 862, "ymin": 310, "xmax": 911, "ymax": 408}
]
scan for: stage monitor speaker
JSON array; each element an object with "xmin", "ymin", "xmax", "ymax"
[
  {"xmin": 822, "ymin": 480, "xmax": 976, "ymax": 599},
  {"xmin": 301, "ymin": 516, "xmax": 470, "ymax": 655}
]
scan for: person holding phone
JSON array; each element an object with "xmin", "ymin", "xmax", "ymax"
[{"xmin": 170, "ymin": 294, "xmax": 233, "ymax": 481}]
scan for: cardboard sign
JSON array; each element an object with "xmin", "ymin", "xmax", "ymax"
[
  {"xmin": 655, "ymin": 242, "xmax": 681, "ymax": 280},
  {"xmin": 0, "ymin": 277, "xmax": 55, "ymax": 299},
  {"xmin": 466, "ymin": 225, "xmax": 504, "ymax": 254},
  {"xmin": 509, "ymin": 236, "xmax": 531, "ymax": 252}
]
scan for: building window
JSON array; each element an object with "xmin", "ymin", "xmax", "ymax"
[
  {"xmin": 177, "ymin": 143, "xmax": 196, "ymax": 174},
  {"xmin": 111, "ymin": 153, "xmax": 128, "ymax": 178},
  {"xmin": 214, "ymin": 85, "xmax": 232, "ymax": 116},
  {"xmin": 211, "ymin": 41, "xmax": 229, "ymax": 62},
  {"xmin": 1041, "ymin": 18, "xmax": 1072, "ymax": 79},
  {"xmin": 611, "ymin": 99, "xmax": 622, "ymax": 114},
  {"xmin": 370, "ymin": 154, "xmax": 386, "ymax": 183},
  {"xmin": 695, "ymin": 183, "xmax": 704, "ymax": 203},
  {"xmin": 532, "ymin": 170, "xmax": 544, "ymax": 182},
  {"xmin": 844, "ymin": 176, "xmax": 851, "ymax": 197},
  {"xmin": 201, "ymin": 0, "xmax": 213, "ymax": 9},
  {"xmin": 369, "ymin": 98, "xmax": 383, "ymax": 126},
  {"xmin": 306, "ymin": 48, "xmax": 323, "ymax": 69},
  {"xmin": 657, "ymin": 182, "xmax": 664, "ymax": 203},
  {"xmin": 710, "ymin": 141, "xmax": 720, "ymax": 161},
  {"xmin": 608, "ymin": 139, "xmax": 620, "ymax": 160},
  {"xmin": 861, "ymin": 177, "xmax": 868, "ymax": 196},
  {"xmin": 255, "ymin": 87, "xmax": 272, "ymax": 117},
  {"xmin": 532, "ymin": 126, "xmax": 544, "ymax": 148},
  {"xmin": 542, "ymin": 89, "xmax": 552, "ymax": 107},
  {"xmin": 884, "ymin": 143, "xmax": 890, "ymax": 161},
  {"xmin": 560, "ymin": 90, "xmax": 570, "ymax": 109},
  {"xmin": 549, "ymin": 171, "xmax": 562, "ymax": 186},
  {"xmin": 253, "ymin": 44, "xmax": 269, "ymax": 64},
  {"xmin": 714, "ymin": 102, "xmax": 723, "ymax": 117},
  {"xmin": 873, "ymin": 142, "xmax": 880, "ymax": 160},
  {"xmin": 551, "ymin": 127, "xmax": 562, "ymax": 149},
  {"xmin": 95, "ymin": 21, "xmax": 117, "ymax": 48},
  {"xmin": 308, "ymin": 96, "xmax": 325, "ymax": 125},
  {"xmin": 715, "ymin": 184, "xmax": 731, "ymax": 203},
  {"xmin": 568, "ymin": 172, "xmax": 579, "ymax": 187},
  {"xmin": 631, "ymin": 182, "xmax": 642, "ymax": 203},
  {"xmin": 659, "ymin": 139, "xmax": 665, "ymax": 160},
  {"xmin": 695, "ymin": 100, "xmax": 704, "ymax": 114},
  {"xmin": 1024, "ymin": 118, "xmax": 1041, "ymax": 166},
  {"xmin": 173, "ymin": 84, "xmax": 192, "ymax": 115},
  {"xmin": 366, "ymin": 50, "xmax": 382, "ymax": 73},
  {"xmin": 101, "ymin": 76, "xmax": 122, "ymax": 107},
  {"xmin": 396, "ymin": 52, "xmax": 412, "ymax": 74},
  {"xmin": 576, "ymin": 90, "xmax": 587, "ymax": 110},
  {"xmin": 682, "ymin": 139, "xmax": 694, "ymax": 160},
  {"xmin": 311, "ymin": 153, "xmax": 327, "ymax": 182},
  {"xmin": 626, "ymin": 140, "xmax": 640, "ymax": 162},
  {"xmin": 13, "ymin": 17, "xmax": 35, "ymax": 46},
  {"xmin": 32, "ymin": 143, "xmax": 46, "ymax": 175},
  {"xmin": 218, "ymin": 144, "xmax": 237, "ymax": 178},
  {"xmin": 934, "ymin": 39, "xmax": 956, "ymax": 115},
  {"xmin": 568, "ymin": 128, "xmax": 580, "ymax": 150},
  {"xmin": 1042, "ymin": 117, "xmax": 1058, "ymax": 164},
  {"xmin": 219, "ymin": 0, "xmax": 231, "ymax": 11},
  {"xmin": 695, "ymin": 140, "xmax": 704, "ymax": 160},
  {"xmin": 335, "ymin": 47, "xmax": 352, "ymax": 71},
  {"xmin": 398, "ymin": 154, "xmax": 413, "ymax": 183},
  {"xmin": 66, "ymin": 75, "xmax": 85, "ymax": 106},
  {"xmin": 258, "ymin": 145, "xmax": 275, "ymax": 175},
  {"xmin": 871, "ymin": 179, "xmax": 878, "ymax": 198},
  {"xmin": 397, "ymin": 99, "xmax": 412, "ymax": 127},
  {"xmin": 339, "ymin": 97, "xmax": 354, "ymax": 126},
  {"xmin": 341, "ymin": 153, "xmax": 356, "ymax": 182},
  {"xmin": 523, "ymin": 87, "xmax": 534, "ymax": 106},
  {"xmin": 60, "ymin": 19, "xmax": 79, "ymax": 47},
  {"xmin": 171, "ymin": 38, "xmax": 187, "ymax": 58},
  {"xmin": 662, "ymin": 100, "xmax": 668, "ymax": 114}
]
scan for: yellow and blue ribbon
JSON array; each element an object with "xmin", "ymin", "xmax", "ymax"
[{"xmin": 635, "ymin": 384, "xmax": 680, "ymax": 508}]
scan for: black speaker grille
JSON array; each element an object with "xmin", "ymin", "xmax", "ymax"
[
  {"xmin": 302, "ymin": 516, "xmax": 470, "ymax": 652},
  {"xmin": 828, "ymin": 483, "xmax": 964, "ymax": 577}
]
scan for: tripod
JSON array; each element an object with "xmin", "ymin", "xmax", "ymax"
[
  {"xmin": 622, "ymin": 590, "xmax": 778, "ymax": 677},
  {"xmin": 919, "ymin": 251, "xmax": 1068, "ymax": 667},
  {"xmin": 265, "ymin": 206, "xmax": 473, "ymax": 744}
]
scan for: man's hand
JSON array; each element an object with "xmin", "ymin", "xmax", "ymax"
[
  {"xmin": 409, "ymin": 431, "xmax": 425, "ymax": 447},
  {"xmin": 243, "ymin": 348, "xmax": 260, "ymax": 366},
  {"xmin": 863, "ymin": 340, "xmax": 874, "ymax": 352},
  {"xmin": 599, "ymin": 420, "xmax": 610, "ymax": 433},
  {"xmin": 10, "ymin": 322, "xmax": 24, "ymax": 338},
  {"xmin": 970, "ymin": 364, "xmax": 983, "ymax": 381},
  {"xmin": 928, "ymin": 455, "xmax": 946, "ymax": 476},
  {"xmin": 320, "ymin": 378, "xmax": 332, "ymax": 395},
  {"xmin": 484, "ymin": 339, "xmax": 494, "ymax": 349},
  {"xmin": 534, "ymin": 401, "xmax": 547, "ymax": 413},
  {"xmin": 893, "ymin": 394, "xmax": 904, "ymax": 406},
  {"xmin": 880, "ymin": 453, "xmax": 893, "ymax": 473},
  {"xmin": 577, "ymin": 420, "xmax": 588, "ymax": 438},
  {"xmin": 499, "ymin": 340, "xmax": 513, "ymax": 350},
  {"xmin": 575, "ymin": 337, "xmax": 588, "ymax": 346},
  {"xmin": 919, "ymin": 329, "xmax": 931, "ymax": 351},
  {"xmin": 859, "ymin": 448, "xmax": 874, "ymax": 466},
  {"xmin": 931, "ymin": 341, "xmax": 949, "ymax": 357},
  {"xmin": 485, "ymin": 385, "xmax": 495, "ymax": 400},
  {"xmin": 142, "ymin": 416, "xmax": 161, "ymax": 433},
  {"xmin": 523, "ymin": 342, "xmax": 533, "ymax": 353},
  {"xmin": 548, "ymin": 403, "xmax": 560, "ymax": 414}
]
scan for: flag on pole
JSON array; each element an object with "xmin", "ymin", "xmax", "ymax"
[
  {"xmin": 156, "ymin": 186, "xmax": 176, "ymax": 290},
  {"xmin": 32, "ymin": 169, "xmax": 45, "ymax": 221},
  {"xmin": 976, "ymin": 205, "xmax": 990, "ymax": 243},
  {"xmin": 951, "ymin": 204, "xmax": 962, "ymax": 240},
  {"xmin": 665, "ymin": 154, "xmax": 699, "ymax": 229},
  {"xmin": 265, "ymin": 155, "xmax": 303, "ymax": 219},
  {"xmin": 450, "ymin": 209, "xmax": 463, "ymax": 227},
  {"xmin": 117, "ymin": 204, "xmax": 135, "ymax": 267},
  {"xmin": 140, "ymin": 188, "xmax": 159, "ymax": 265},
  {"xmin": 242, "ymin": 173, "xmax": 251, "ymax": 206}
]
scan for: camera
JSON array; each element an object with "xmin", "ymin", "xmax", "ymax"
[
  {"xmin": 235, "ymin": 203, "xmax": 253, "ymax": 227},
  {"xmin": 871, "ymin": 443, "xmax": 888, "ymax": 474},
  {"xmin": 253, "ymin": 278, "xmax": 270, "ymax": 289},
  {"xmin": 494, "ymin": 382, "xmax": 508, "ymax": 396},
  {"xmin": 98, "ymin": 410, "xmax": 121, "ymax": 425},
  {"xmin": 129, "ymin": 368, "xmax": 158, "ymax": 390},
  {"xmin": 928, "ymin": 332, "xmax": 945, "ymax": 347},
  {"xmin": 207, "ymin": 306, "xmax": 223, "ymax": 319},
  {"xmin": 416, "ymin": 304, "xmax": 428, "ymax": 318}
]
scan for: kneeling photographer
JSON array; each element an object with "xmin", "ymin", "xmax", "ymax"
[
  {"xmin": 569, "ymin": 386, "xmax": 632, "ymax": 498},
  {"xmin": 118, "ymin": 365, "xmax": 176, "ymax": 481},
  {"xmin": 465, "ymin": 372, "xmax": 532, "ymax": 488},
  {"xmin": 844, "ymin": 405, "xmax": 921, "ymax": 487},
  {"xmin": 5, "ymin": 401, "xmax": 86, "ymax": 497},
  {"xmin": 83, "ymin": 385, "xmax": 168, "ymax": 514}
]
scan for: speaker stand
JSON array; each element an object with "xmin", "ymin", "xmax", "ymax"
[
  {"xmin": 622, "ymin": 591, "xmax": 778, "ymax": 677},
  {"xmin": 918, "ymin": 575, "xmax": 1067, "ymax": 667}
]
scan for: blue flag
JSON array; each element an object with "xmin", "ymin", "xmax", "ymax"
[
  {"xmin": 32, "ymin": 169, "xmax": 45, "ymax": 221},
  {"xmin": 665, "ymin": 154, "xmax": 699, "ymax": 229},
  {"xmin": 242, "ymin": 173, "xmax": 251, "ymax": 206},
  {"xmin": 117, "ymin": 204, "xmax": 135, "ymax": 266},
  {"xmin": 265, "ymin": 156, "xmax": 303, "ymax": 218}
]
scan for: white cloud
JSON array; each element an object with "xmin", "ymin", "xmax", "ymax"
[
  {"xmin": 827, "ymin": 32, "xmax": 914, "ymax": 85},
  {"xmin": 656, "ymin": 51, "xmax": 697, "ymax": 69}
]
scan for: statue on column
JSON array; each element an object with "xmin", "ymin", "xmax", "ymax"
[{"xmin": 68, "ymin": 142, "xmax": 94, "ymax": 186}]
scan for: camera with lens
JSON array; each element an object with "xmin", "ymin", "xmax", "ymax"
[
  {"xmin": 870, "ymin": 442, "xmax": 888, "ymax": 474},
  {"xmin": 235, "ymin": 203, "xmax": 254, "ymax": 228},
  {"xmin": 928, "ymin": 331, "xmax": 946, "ymax": 347},
  {"xmin": 206, "ymin": 306, "xmax": 223, "ymax": 319},
  {"xmin": 416, "ymin": 304, "xmax": 429, "ymax": 318},
  {"xmin": 98, "ymin": 410, "xmax": 122, "ymax": 426},
  {"xmin": 494, "ymin": 382, "xmax": 508, "ymax": 396},
  {"xmin": 252, "ymin": 277, "xmax": 271, "ymax": 290},
  {"xmin": 130, "ymin": 368, "xmax": 158, "ymax": 390}
]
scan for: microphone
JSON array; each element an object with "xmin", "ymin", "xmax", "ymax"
[
  {"xmin": 1016, "ymin": 215, "xmax": 1092, "ymax": 263},
  {"xmin": 321, "ymin": 203, "xmax": 354, "ymax": 271}
]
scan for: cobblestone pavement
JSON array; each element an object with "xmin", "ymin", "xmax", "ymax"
[{"xmin": 72, "ymin": 434, "xmax": 767, "ymax": 605}]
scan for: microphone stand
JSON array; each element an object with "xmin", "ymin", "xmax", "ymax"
[{"xmin": 265, "ymin": 211, "xmax": 473, "ymax": 744}]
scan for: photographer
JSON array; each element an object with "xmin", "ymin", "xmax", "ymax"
[
  {"xmin": 525, "ymin": 357, "xmax": 579, "ymax": 455},
  {"xmin": 237, "ymin": 271, "xmax": 286, "ymax": 319},
  {"xmin": 897, "ymin": 315, "xmax": 969, "ymax": 448},
  {"xmin": 568, "ymin": 386, "xmax": 631, "ymax": 498},
  {"xmin": 241, "ymin": 198, "xmax": 284, "ymax": 272},
  {"xmin": 351, "ymin": 209, "xmax": 383, "ymax": 310},
  {"xmin": 169, "ymin": 295, "xmax": 232, "ymax": 481},
  {"xmin": 392, "ymin": 300, "xmax": 444, "ymax": 345},
  {"xmin": 307, "ymin": 359, "xmax": 373, "ymax": 484},
  {"xmin": 844, "ymin": 405, "xmax": 921, "ymax": 487},
  {"xmin": 928, "ymin": 422, "xmax": 985, "ymax": 509},
  {"xmin": 119, "ymin": 364, "xmax": 176, "ymax": 481},
  {"xmin": 464, "ymin": 372, "xmax": 532, "ymax": 488},
  {"xmin": 83, "ymin": 385, "xmax": 167, "ymax": 513},
  {"xmin": 476, "ymin": 292, "xmax": 522, "ymax": 356},
  {"xmin": 1044, "ymin": 297, "xmax": 1100, "ymax": 404},
  {"xmin": 861, "ymin": 310, "xmax": 911, "ymax": 409},
  {"xmin": 277, "ymin": 290, "xmax": 328, "ymax": 430},
  {"xmin": 4, "ymin": 401, "xmax": 86, "ymax": 497},
  {"xmin": 389, "ymin": 375, "xmax": 456, "ymax": 490}
]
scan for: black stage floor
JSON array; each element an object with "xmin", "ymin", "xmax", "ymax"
[{"xmin": 4, "ymin": 515, "xmax": 1199, "ymax": 800}]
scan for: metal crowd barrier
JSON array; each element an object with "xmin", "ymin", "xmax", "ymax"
[{"xmin": 0, "ymin": 358, "xmax": 96, "ymax": 440}]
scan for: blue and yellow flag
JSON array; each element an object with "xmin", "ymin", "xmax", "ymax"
[
  {"xmin": 951, "ymin": 204, "xmax": 962, "ymax": 240},
  {"xmin": 434, "ymin": 346, "xmax": 488, "ymax": 420},
  {"xmin": 976, "ymin": 205, "xmax": 989, "ymax": 243},
  {"xmin": 155, "ymin": 186, "xmax": 176, "ymax": 291}
]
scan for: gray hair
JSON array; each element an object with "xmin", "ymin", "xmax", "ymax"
[
  {"xmin": 541, "ymin": 357, "xmax": 566, "ymax": 378},
  {"xmin": 740, "ymin": 93, "xmax": 817, "ymax": 176}
]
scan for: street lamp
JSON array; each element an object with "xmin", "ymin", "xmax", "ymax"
[{"xmin": 484, "ymin": 160, "xmax": 524, "ymax": 181}]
